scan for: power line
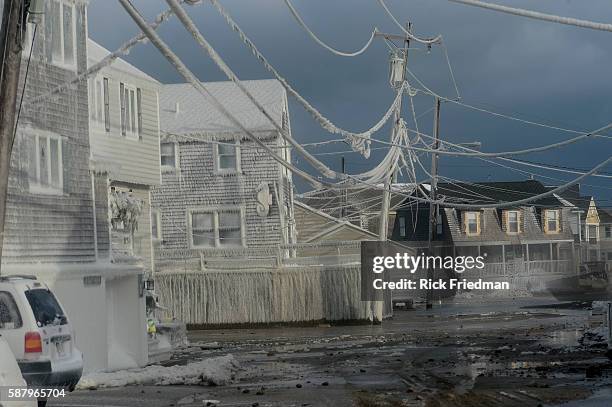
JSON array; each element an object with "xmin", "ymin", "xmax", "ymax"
[
  {"xmin": 209, "ymin": 0, "xmax": 405, "ymax": 158},
  {"xmin": 283, "ymin": 0, "xmax": 377, "ymax": 57},
  {"xmin": 376, "ymin": 0, "xmax": 442, "ymax": 45},
  {"xmin": 448, "ymin": 0, "xmax": 612, "ymax": 33}
]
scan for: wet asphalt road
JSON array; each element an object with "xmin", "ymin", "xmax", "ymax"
[{"xmin": 49, "ymin": 297, "xmax": 612, "ymax": 407}]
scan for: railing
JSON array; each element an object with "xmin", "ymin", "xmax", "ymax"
[{"xmin": 466, "ymin": 260, "xmax": 575, "ymax": 278}]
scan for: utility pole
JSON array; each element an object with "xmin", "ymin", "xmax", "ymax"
[
  {"xmin": 378, "ymin": 23, "xmax": 411, "ymax": 242},
  {"xmin": 426, "ymin": 97, "xmax": 441, "ymax": 309},
  {"xmin": 0, "ymin": 0, "xmax": 28, "ymax": 275},
  {"xmin": 341, "ymin": 156, "xmax": 346, "ymax": 218},
  {"xmin": 373, "ymin": 23, "xmax": 411, "ymax": 323}
]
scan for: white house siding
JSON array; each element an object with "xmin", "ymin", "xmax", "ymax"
[
  {"xmin": 152, "ymin": 132, "xmax": 291, "ymax": 270},
  {"xmin": 87, "ymin": 70, "xmax": 161, "ymax": 186}
]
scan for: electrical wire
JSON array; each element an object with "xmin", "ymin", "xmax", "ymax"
[
  {"xmin": 283, "ymin": 0, "xmax": 377, "ymax": 57},
  {"xmin": 209, "ymin": 0, "xmax": 405, "ymax": 158},
  {"xmin": 376, "ymin": 0, "xmax": 442, "ymax": 45},
  {"xmin": 448, "ymin": 0, "xmax": 612, "ymax": 33},
  {"xmin": 29, "ymin": 1, "xmax": 195, "ymax": 106}
]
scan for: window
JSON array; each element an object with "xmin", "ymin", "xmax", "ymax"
[
  {"xmin": 29, "ymin": 133, "xmax": 63, "ymax": 194},
  {"xmin": 103, "ymin": 78, "xmax": 110, "ymax": 131},
  {"xmin": 465, "ymin": 212, "xmax": 480, "ymax": 235},
  {"xmin": 0, "ymin": 291, "xmax": 22, "ymax": 329},
  {"xmin": 25, "ymin": 289, "xmax": 67, "ymax": 327},
  {"xmin": 506, "ymin": 210, "xmax": 520, "ymax": 234},
  {"xmin": 544, "ymin": 210, "xmax": 560, "ymax": 233},
  {"xmin": 607, "ymin": 252, "xmax": 612, "ymax": 261},
  {"xmin": 587, "ymin": 224, "xmax": 598, "ymax": 241},
  {"xmin": 605, "ymin": 226, "xmax": 611, "ymax": 239},
  {"xmin": 120, "ymin": 83, "xmax": 141, "ymax": 139},
  {"xmin": 189, "ymin": 208, "xmax": 244, "ymax": 248},
  {"xmin": 399, "ymin": 216, "xmax": 406, "ymax": 237},
  {"xmin": 50, "ymin": 0, "xmax": 76, "ymax": 69},
  {"xmin": 214, "ymin": 140, "xmax": 239, "ymax": 173},
  {"xmin": 89, "ymin": 76, "xmax": 109, "ymax": 131},
  {"xmin": 160, "ymin": 143, "xmax": 176, "ymax": 168},
  {"xmin": 151, "ymin": 210, "xmax": 161, "ymax": 240},
  {"xmin": 191, "ymin": 211, "xmax": 215, "ymax": 248}
]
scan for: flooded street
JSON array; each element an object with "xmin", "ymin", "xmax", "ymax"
[{"xmin": 53, "ymin": 296, "xmax": 612, "ymax": 407}]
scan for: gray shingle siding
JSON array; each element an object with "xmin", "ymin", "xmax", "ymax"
[{"xmin": 2, "ymin": 0, "xmax": 97, "ymax": 264}]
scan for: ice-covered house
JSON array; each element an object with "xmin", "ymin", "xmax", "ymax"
[
  {"xmin": 391, "ymin": 180, "xmax": 575, "ymax": 291},
  {"xmin": 151, "ymin": 79, "xmax": 296, "ymax": 272},
  {"xmin": 0, "ymin": 0, "xmax": 147, "ymax": 373},
  {"xmin": 87, "ymin": 39, "xmax": 161, "ymax": 273}
]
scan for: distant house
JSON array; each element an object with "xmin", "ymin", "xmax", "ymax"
[
  {"xmin": 293, "ymin": 200, "xmax": 377, "ymax": 257},
  {"xmin": 0, "ymin": 1, "xmax": 147, "ymax": 373},
  {"xmin": 151, "ymin": 79, "xmax": 296, "ymax": 271},
  {"xmin": 391, "ymin": 180, "xmax": 575, "ymax": 289},
  {"xmin": 554, "ymin": 185, "xmax": 612, "ymax": 265},
  {"xmin": 87, "ymin": 39, "xmax": 161, "ymax": 272},
  {"xmin": 299, "ymin": 184, "xmax": 413, "ymax": 237}
]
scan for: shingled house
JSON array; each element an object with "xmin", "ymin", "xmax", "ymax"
[
  {"xmin": 391, "ymin": 180, "xmax": 575, "ymax": 290},
  {"xmin": 151, "ymin": 79, "xmax": 296, "ymax": 271},
  {"xmin": 0, "ymin": 1, "xmax": 148, "ymax": 372}
]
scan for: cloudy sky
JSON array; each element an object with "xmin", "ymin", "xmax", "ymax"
[{"xmin": 88, "ymin": 0, "xmax": 612, "ymax": 204}]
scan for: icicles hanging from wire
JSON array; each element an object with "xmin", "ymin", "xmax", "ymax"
[
  {"xmin": 283, "ymin": 0, "xmax": 377, "ymax": 57},
  {"xmin": 209, "ymin": 0, "xmax": 405, "ymax": 158}
]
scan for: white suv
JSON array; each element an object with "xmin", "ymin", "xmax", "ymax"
[{"xmin": 0, "ymin": 276, "xmax": 83, "ymax": 391}]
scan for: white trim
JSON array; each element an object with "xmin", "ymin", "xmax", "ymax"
[
  {"xmin": 151, "ymin": 209, "xmax": 162, "ymax": 241},
  {"xmin": 187, "ymin": 206, "xmax": 245, "ymax": 249},
  {"xmin": 49, "ymin": 0, "xmax": 77, "ymax": 71},
  {"xmin": 27, "ymin": 129, "xmax": 64, "ymax": 196},
  {"xmin": 506, "ymin": 210, "xmax": 520, "ymax": 234},
  {"xmin": 464, "ymin": 211, "xmax": 481, "ymax": 236},
  {"xmin": 160, "ymin": 142, "xmax": 178, "ymax": 172},
  {"xmin": 119, "ymin": 82, "xmax": 140, "ymax": 140},
  {"xmin": 213, "ymin": 138, "xmax": 241, "ymax": 174}
]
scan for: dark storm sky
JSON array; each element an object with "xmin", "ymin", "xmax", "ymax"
[{"xmin": 88, "ymin": 0, "xmax": 612, "ymax": 203}]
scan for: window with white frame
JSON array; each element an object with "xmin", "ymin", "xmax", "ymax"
[
  {"xmin": 544, "ymin": 210, "xmax": 560, "ymax": 233},
  {"xmin": 50, "ymin": 0, "xmax": 76, "ymax": 69},
  {"xmin": 120, "ymin": 83, "xmax": 141, "ymax": 139},
  {"xmin": 151, "ymin": 209, "xmax": 161, "ymax": 240},
  {"xmin": 214, "ymin": 140, "xmax": 239, "ymax": 173},
  {"xmin": 189, "ymin": 208, "xmax": 244, "ymax": 248},
  {"xmin": 506, "ymin": 210, "xmax": 520, "ymax": 234},
  {"xmin": 29, "ymin": 133, "xmax": 63, "ymax": 194},
  {"xmin": 89, "ymin": 76, "xmax": 109, "ymax": 131},
  {"xmin": 160, "ymin": 143, "xmax": 176, "ymax": 169},
  {"xmin": 465, "ymin": 212, "xmax": 480, "ymax": 235}
]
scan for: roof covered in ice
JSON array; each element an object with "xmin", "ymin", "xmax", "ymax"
[
  {"xmin": 159, "ymin": 79, "xmax": 286, "ymax": 135},
  {"xmin": 87, "ymin": 39, "xmax": 160, "ymax": 84}
]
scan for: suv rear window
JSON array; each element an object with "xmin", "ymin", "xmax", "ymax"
[
  {"xmin": 0, "ymin": 291, "xmax": 22, "ymax": 329},
  {"xmin": 25, "ymin": 289, "xmax": 67, "ymax": 326}
]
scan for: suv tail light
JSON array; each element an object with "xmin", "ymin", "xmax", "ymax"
[{"xmin": 24, "ymin": 332, "xmax": 42, "ymax": 353}]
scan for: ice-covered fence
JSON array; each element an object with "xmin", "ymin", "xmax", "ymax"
[{"xmin": 155, "ymin": 264, "xmax": 370, "ymax": 325}]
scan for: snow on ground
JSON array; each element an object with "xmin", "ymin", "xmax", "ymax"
[{"xmin": 76, "ymin": 355, "xmax": 240, "ymax": 389}]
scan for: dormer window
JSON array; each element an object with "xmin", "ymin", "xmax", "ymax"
[
  {"xmin": 464, "ymin": 212, "xmax": 481, "ymax": 236},
  {"xmin": 506, "ymin": 210, "xmax": 520, "ymax": 234},
  {"xmin": 544, "ymin": 209, "xmax": 560, "ymax": 234}
]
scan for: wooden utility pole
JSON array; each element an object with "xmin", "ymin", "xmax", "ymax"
[
  {"xmin": 426, "ymin": 97, "xmax": 441, "ymax": 309},
  {"xmin": 0, "ymin": 0, "xmax": 28, "ymax": 275}
]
